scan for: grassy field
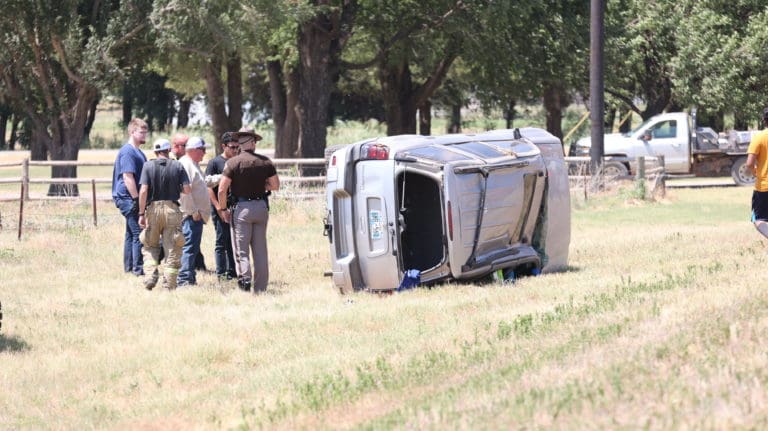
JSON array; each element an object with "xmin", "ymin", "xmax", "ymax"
[{"xmin": 1, "ymin": 183, "xmax": 766, "ymax": 429}]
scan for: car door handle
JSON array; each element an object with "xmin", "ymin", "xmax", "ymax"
[{"xmin": 390, "ymin": 226, "xmax": 398, "ymax": 256}]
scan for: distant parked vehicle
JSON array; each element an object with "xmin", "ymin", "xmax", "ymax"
[
  {"xmin": 570, "ymin": 110, "xmax": 755, "ymax": 185},
  {"xmin": 323, "ymin": 128, "xmax": 571, "ymax": 294}
]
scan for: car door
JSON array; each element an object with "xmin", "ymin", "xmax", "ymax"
[
  {"xmin": 641, "ymin": 119, "xmax": 688, "ymax": 173},
  {"xmin": 352, "ymin": 159, "xmax": 401, "ymax": 291}
]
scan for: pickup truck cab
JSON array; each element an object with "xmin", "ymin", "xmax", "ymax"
[
  {"xmin": 571, "ymin": 112, "xmax": 753, "ymax": 185},
  {"xmin": 323, "ymin": 128, "xmax": 571, "ymax": 293}
]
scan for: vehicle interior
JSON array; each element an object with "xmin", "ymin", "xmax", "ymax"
[{"xmin": 396, "ymin": 171, "xmax": 444, "ymax": 272}]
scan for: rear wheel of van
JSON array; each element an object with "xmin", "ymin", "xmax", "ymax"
[
  {"xmin": 731, "ymin": 156, "xmax": 755, "ymax": 186},
  {"xmin": 603, "ymin": 161, "xmax": 629, "ymax": 179}
]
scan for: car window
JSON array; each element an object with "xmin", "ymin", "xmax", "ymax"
[
  {"xmin": 651, "ymin": 120, "xmax": 677, "ymax": 139},
  {"xmin": 490, "ymin": 140, "xmax": 539, "ymax": 156},
  {"xmin": 450, "ymin": 142, "xmax": 507, "ymax": 158},
  {"xmin": 399, "ymin": 146, "xmax": 471, "ymax": 162}
]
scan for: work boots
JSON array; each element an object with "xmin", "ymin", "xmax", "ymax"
[
  {"xmin": 238, "ymin": 279, "xmax": 251, "ymax": 292},
  {"xmin": 143, "ymin": 269, "xmax": 159, "ymax": 290}
]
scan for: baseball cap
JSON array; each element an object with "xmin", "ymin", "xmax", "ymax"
[
  {"xmin": 222, "ymin": 132, "xmax": 237, "ymax": 143},
  {"xmin": 186, "ymin": 136, "xmax": 210, "ymax": 149},
  {"xmin": 153, "ymin": 138, "xmax": 171, "ymax": 152}
]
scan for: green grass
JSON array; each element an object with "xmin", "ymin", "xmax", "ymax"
[{"xmin": 1, "ymin": 172, "xmax": 767, "ymax": 429}]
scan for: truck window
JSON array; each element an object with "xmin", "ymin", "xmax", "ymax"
[{"xmin": 651, "ymin": 120, "xmax": 677, "ymax": 139}]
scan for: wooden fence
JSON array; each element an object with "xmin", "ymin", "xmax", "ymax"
[
  {"xmin": 1, "ymin": 155, "xmax": 665, "ymax": 239},
  {"xmin": 0, "ymin": 155, "xmax": 666, "ymax": 201},
  {"xmin": 0, "ymin": 158, "xmax": 328, "ymax": 200}
]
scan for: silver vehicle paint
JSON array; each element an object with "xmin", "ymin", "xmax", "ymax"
[{"xmin": 324, "ymin": 128, "xmax": 571, "ymax": 293}]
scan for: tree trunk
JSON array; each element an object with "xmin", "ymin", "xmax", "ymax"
[
  {"xmin": 268, "ymin": 60, "xmax": 300, "ymax": 158},
  {"xmin": 0, "ymin": 109, "xmax": 8, "ymax": 150},
  {"xmin": 226, "ymin": 53, "xmax": 243, "ymax": 133},
  {"xmin": 618, "ymin": 106, "xmax": 632, "ymax": 134},
  {"xmin": 639, "ymin": 77, "xmax": 672, "ymax": 120},
  {"xmin": 418, "ymin": 101, "xmax": 431, "ymax": 136},
  {"xmin": 734, "ymin": 111, "xmax": 749, "ymax": 130},
  {"xmin": 448, "ymin": 104, "xmax": 461, "ymax": 133},
  {"xmin": 604, "ymin": 107, "xmax": 616, "ymax": 132},
  {"xmin": 122, "ymin": 81, "xmax": 133, "ymax": 127},
  {"xmin": 296, "ymin": 3, "xmax": 345, "ymax": 174},
  {"xmin": 9, "ymin": 115, "xmax": 19, "ymax": 151},
  {"xmin": 380, "ymin": 61, "xmax": 417, "ymax": 135},
  {"xmin": 30, "ymin": 120, "xmax": 48, "ymax": 161},
  {"xmin": 380, "ymin": 49, "xmax": 457, "ymax": 136},
  {"xmin": 504, "ymin": 100, "xmax": 516, "ymax": 129},
  {"xmin": 44, "ymin": 86, "xmax": 97, "ymax": 196},
  {"xmin": 542, "ymin": 83, "xmax": 570, "ymax": 140},
  {"xmin": 177, "ymin": 97, "xmax": 191, "ymax": 129},
  {"xmin": 84, "ymin": 96, "xmax": 99, "ymax": 139},
  {"xmin": 205, "ymin": 57, "xmax": 230, "ymax": 149}
]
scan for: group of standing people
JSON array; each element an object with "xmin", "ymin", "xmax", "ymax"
[{"xmin": 111, "ymin": 119, "xmax": 280, "ymax": 293}]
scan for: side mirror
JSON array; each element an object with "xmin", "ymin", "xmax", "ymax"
[{"xmin": 641, "ymin": 131, "xmax": 652, "ymax": 141}]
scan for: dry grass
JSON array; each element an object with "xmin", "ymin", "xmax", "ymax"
[{"xmin": 2, "ymin": 185, "xmax": 767, "ymax": 430}]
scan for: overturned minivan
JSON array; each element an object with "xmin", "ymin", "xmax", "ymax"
[{"xmin": 323, "ymin": 128, "xmax": 570, "ymax": 293}]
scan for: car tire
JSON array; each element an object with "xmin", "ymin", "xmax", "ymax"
[
  {"xmin": 731, "ymin": 156, "xmax": 755, "ymax": 186},
  {"xmin": 603, "ymin": 161, "xmax": 629, "ymax": 179}
]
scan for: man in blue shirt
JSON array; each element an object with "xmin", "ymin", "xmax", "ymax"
[{"xmin": 112, "ymin": 118, "xmax": 149, "ymax": 276}]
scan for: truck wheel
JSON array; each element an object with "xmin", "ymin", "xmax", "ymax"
[
  {"xmin": 603, "ymin": 161, "xmax": 629, "ymax": 179},
  {"xmin": 731, "ymin": 156, "xmax": 755, "ymax": 186}
]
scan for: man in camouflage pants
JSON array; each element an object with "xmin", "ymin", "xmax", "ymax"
[{"xmin": 138, "ymin": 139, "xmax": 191, "ymax": 290}]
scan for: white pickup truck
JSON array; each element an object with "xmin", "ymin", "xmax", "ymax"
[{"xmin": 570, "ymin": 111, "xmax": 755, "ymax": 185}]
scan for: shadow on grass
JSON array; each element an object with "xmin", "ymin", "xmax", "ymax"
[{"xmin": 0, "ymin": 333, "xmax": 30, "ymax": 353}]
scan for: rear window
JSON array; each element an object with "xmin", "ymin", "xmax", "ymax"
[
  {"xmin": 398, "ymin": 146, "xmax": 471, "ymax": 162},
  {"xmin": 489, "ymin": 140, "xmax": 538, "ymax": 155},
  {"xmin": 450, "ymin": 142, "xmax": 507, "ymax": 158}
]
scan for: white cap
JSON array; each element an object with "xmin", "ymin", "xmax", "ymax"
[
  {"xmin": 186, "ymin": 136, "xmax": 210, "ymax": 149},
  {"xmin": 153, "ymin": 139, "xmax": 171, "ymax": 152}
]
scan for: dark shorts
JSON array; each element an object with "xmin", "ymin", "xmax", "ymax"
[{"xmin": 752, "ymin": 190, "xmax": 768, "ymax": 222}]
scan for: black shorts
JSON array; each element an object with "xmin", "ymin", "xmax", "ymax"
[{"xmin": 752, "ymin": 190, "xmax": 768, "ymax": 222}]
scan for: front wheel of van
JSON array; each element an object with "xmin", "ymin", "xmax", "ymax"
[
  {"xmin": 731, "ymin": 156, "xmax": 755, "ymax": 187},
  {"xmin": 602, "ymin": 161, "xmax": 629, "ymax": 179}
]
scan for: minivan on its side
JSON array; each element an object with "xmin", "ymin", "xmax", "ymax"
[{"xmin": 323, "ymin": 128, "xmax": 571, "ymax": 293}]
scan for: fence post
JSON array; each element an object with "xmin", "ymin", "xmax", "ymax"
[
  {"xmin": 18, "ymin": 182, "xmax": 24, "ymax": 240},
  {"xmin": 21, "ymin": 158, "xmax": 30, "ymax": 201},
  {"xmin": 657, "ymin": 155, "xmax": 666, "ymax": 198},
  {"xmin": 636, "ymin": 156, "xmax": 645, "ymax": 180},
  {"xmin": 91, "ymin": 179, "xmax": 98, "ymax": 226}
]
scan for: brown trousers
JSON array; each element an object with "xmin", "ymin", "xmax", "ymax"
[{"xmin": 140, "ymin": 201, "xmax": 185, "ymax": 289}]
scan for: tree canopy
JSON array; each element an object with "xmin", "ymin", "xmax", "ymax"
[{"xmin": 3, "ymin": 0, "xmax": 768, "ymax": 166}]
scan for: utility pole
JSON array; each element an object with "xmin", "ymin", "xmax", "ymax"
[{"xmin": 590, "ymin": 0, "xmax": 605, "ymax": 175}]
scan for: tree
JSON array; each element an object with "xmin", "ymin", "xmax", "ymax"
[
  {"xmin": 603, "ymin": 0, "xmax": 680, "ymax": 120},
  {"xmin": 672, "ymin": 1, "xmax": 768, "ymax": 129},
  {"xmin": 0, "ymin": 0, "xmax": 152, "ymax": 195},
  {"xmin": 151, "ymin": 0, "xmax": 254, "ymax": 149},
  {"xmin": 346, "ymin": 0, "xmax": 475, "ymax": 136},
  {"xmin": 295, "ymin": 0, "xmax": 355, "ymax": 164}
]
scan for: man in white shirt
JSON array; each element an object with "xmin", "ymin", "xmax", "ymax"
[{"xmin": 177, "ymin": 136, "xmax": 211, "ymax": 286}]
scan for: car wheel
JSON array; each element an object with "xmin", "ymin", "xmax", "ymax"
[
  {"xmin": 731, "ymin": 156, "xmax": 755, "ymax": 186},
  {"xmin": 603, "ymin": 161, "xmax": 629, "ymax": 179}
]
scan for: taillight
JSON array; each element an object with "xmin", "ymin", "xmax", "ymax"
[
  {"xmin": 331, "ymin": 155, "xmax": 336, "ymax": 166},
  {"xmin": 360, "ymin": 143, "xmax": 389, "ymax": 160}
]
